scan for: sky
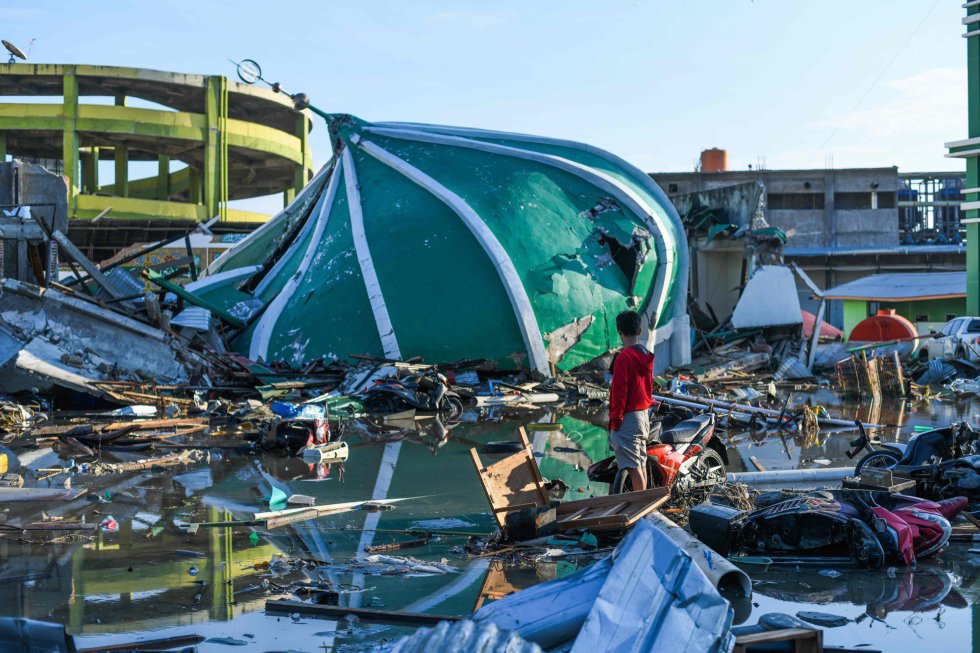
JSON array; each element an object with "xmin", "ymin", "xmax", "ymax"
[{"xmin": 4, "ymin": 0, "xmax": 969, "ymax": 212}]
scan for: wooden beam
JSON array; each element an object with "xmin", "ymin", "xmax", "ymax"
[
  {"xmin": 265, "ymin": 600, "xmax": 461, "ymax": 627},
  {"xmin": 52, "ymin": 229, "xmax": 125, "ymax": 299}
]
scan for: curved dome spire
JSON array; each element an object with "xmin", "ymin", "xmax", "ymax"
[{"xmin": 191, "ymin": 114, "xmax": 689, "ymax": 373}]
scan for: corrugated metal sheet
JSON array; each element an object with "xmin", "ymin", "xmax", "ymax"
[
  {"xmin": 171, "ymin": 307, "xmax": 212, "ymax": 331},
  {"xmin": 382, "ymin": 620, "xmax": 542, "ymax": 653},
  {"xmin": 821, "ymin": 271, "xmax": 966, "ymax": 301}
]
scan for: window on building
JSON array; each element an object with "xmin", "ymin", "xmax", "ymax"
[
  {"xmin": 834, "ymin": 192, "xmax": 873, "ymax": 210},
  {"xmin": 668, "ymin": 183, "xmax": 678, "ymax": 193},
  {"xmin": 946, "ymin": 314, "xmax": 958, "ymax": 322},
  {"xmin": 915, "ymin": 314, "xmax": 928, "ymax": 323},
  {"xmin": 767, "ymin": 193, "xmax": 825, "ymax": 210},
  {"xmin": 876, "ymin": 192, "xmax": 896, "ymax": 209}
]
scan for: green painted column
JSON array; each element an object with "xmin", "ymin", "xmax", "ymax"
[
  {"xmin": 157, "ymin": 154, "xmax": 170, "ymax": 201},
  {"xmin": 968, "ymin": 3, "xmax": 980, "ymax": 316},
  {"xmin": 0, "ymin": 133, "xmax": 6, "ymax": 161},
  {"xmin": 188, "ymin": 166, "xmax": 202, "ymax": 204},
  {"xmin": 204, "ymin": 76, "xmax": 229, "ymax": 221},
  {"xmin": 62, "ymin": 66, "xmax": 79, "ymax": 215},
  {"xmin": 81, "ymin": 147, "xmax": 99, "ymax": 193},
  {"xmin": 114, "ymin": 95, "xmax": 129, "ymax": 197}
]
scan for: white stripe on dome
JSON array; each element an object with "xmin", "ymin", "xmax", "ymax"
[
  {"xmin": 252, "ymin": 162, "xmax": 336, "ymax": 297},
  {"xmin": 357, "ymin": 138, "xmax": 550, "ymax": 376},
  {"xmin": 249, "ymin": 157, "xmax": 343, "ymax": 361},
  {"xmin": 343, "ymin": 146, "xmax": 402, "ymax": 359},
  {"xmin": 364, "ymin": 125, "xmax": 675, "ymax": 332},
  {"xmin": 206, "ymin": 163, "xmax": 332, "ymax": 277},
  {"xmin": 373, "ymin": 121, "xmax": 691, "ymax": 330}
]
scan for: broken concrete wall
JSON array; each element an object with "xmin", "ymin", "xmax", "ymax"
[
  {"xmin": 0, "ymin": 161, "xmax": 68, "ymax": 282},
  {"xmin": 0, "ymin": 279, "xmax": 199, "ymax": 396}
]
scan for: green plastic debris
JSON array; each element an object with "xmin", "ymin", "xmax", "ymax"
[
  {"xmin": 579, "ymin": 531, "xmax": 598, "ymax": 549},
  {"xmin": 249, "ymin": 531, "xmax": 260, "ymax": 547},
  {"xmin": 268, "ymin": 487, "xmax": 288, "ymax": 509},
  {"xmin": 556, "ymin": 560, "xmax": 579, "ymax": 578}
]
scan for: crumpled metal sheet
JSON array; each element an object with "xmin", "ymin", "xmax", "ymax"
[
  {"xmin": 570, "ymin": 520, "xmax": 735, "ymax": 653},
  {"xmin": 918, "ymin": 359, "xmax": 957, "ymax": 385},
  {"xmin": 471, "ymin": 555, "xmax": 612, "ymax": 650},
  {"xmin": 471, "ymin": 520, "xmax": 734, "ymax": 652},
  {"xmin": 380, "ymin": 619, "xmax": 542, "ymax": 653}
]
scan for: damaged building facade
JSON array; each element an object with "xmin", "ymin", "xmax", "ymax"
[{"xmin": 191, "ymin": 115, "xmax": 691, "ymax": 374}]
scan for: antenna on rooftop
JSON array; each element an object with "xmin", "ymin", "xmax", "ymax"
[
  {"xmin": 3, "ymin": 40, "xmax": 27, "ymax": 64},
  {"xmin": 229, "ymin": 58, "xmax": 328, "ymax": 121}
]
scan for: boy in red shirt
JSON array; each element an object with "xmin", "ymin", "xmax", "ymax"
[{"xmin": 608, "ymin": 310, "xmax": 655, "ymax": 491}]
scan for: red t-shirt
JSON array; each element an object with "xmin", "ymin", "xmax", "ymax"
[{"xmin": 608, "ymin": 344, "xmax": 655, "ymax": 432}]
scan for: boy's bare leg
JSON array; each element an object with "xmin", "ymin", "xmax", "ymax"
[{"xmin": 627, "ymin": 466, "xmax": 646, "ymax": 491}]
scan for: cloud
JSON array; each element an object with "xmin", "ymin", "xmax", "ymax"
[
  {"xmin": 764, "ymin": 67, "xmax": 968, "ymax": 170},
  {"xmin": 809, "ymin": 67, "xmax": 966, "ymax": 139}
]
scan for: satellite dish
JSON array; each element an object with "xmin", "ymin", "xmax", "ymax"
[
  {"xmin": 236, "ymin": 59, "xmax": 261, "ymax": 84},
  {"xmin": 2, "ymin": 40, "xmax": 26, "ymax": 63}
]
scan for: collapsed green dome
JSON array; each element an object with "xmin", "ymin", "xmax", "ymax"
[{"xmin": 190, "ymin": 115, "xmax": 689, "ymax": 374}]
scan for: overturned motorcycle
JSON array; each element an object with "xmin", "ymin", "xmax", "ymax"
[
  {"xmin": 587, "ymin": 408, "xmax": 728, "ymax": 498},
  {"xmin": 849, "ymin": 421, "xmax": 980, "ymax": 506},
  {"xmin": 362, "ymin": 369, "xmax": 464, "ymax": 419},
  {"xmin": 690, "ymin": 489, "xmax": 967, "ymax": 569}
]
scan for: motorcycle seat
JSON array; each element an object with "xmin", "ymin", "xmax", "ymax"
[{"xmin": 661, "ymin": 414, "xmax": 712, "ymax": 444}]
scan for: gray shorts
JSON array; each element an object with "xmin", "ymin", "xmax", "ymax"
[{"xmin": 609, "ymin": 410, "xmax": 649, "ymax": 470}]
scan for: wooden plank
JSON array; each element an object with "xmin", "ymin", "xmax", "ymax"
[
  {"xmin": 734, "ymin": 628, "xmax": 821, "ymax": 653},
  {"xmin": 266, "ymin": 600, "xmax": 461, "ymax": 626},
  {"xmin": 749, "ymin": 456, "xmax": 766, "ymax": 472},
  {"xmin": 0, "ymin": 487, "xmax": 88, "ymax": 501},
  {"xmin": 52, "ymin": 229, "xmax": 125, "ymax": 299},
  {"xmin": 469, "ymin": 431, "xmax": 549, "ymax": 533},
  {"xmin": 556, "ymin": 487, "xmax": 669, "ymax": 532},
  {"xmin": 77, "ymin": 635, "xmax": 205, "ymax": 653},
  {"xmin": 592, "ymin": 500, "xmax": 630, "ymax": 519},
  {"xmin": 560, "ymin": 507, "xmax": 591, "ymax": 522}
]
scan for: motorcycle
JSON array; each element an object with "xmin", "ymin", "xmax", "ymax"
[
  {"xmin": 587, "ymin": 408, "xmax": 728, "ymax": 498},
  {"xmin": 690, "ymin": 489, "xmax": 966, "ymax": 569},
  {"xmin": 362, "ymin": 369, "xmax": 464, "ymax": 419},
  {"xmin": 849, "ymin": 420, "xmax": 979, "ymax": 474}
]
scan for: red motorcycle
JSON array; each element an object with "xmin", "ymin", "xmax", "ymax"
[{"xmin": 588, "ymin": 412, "xmax": 728, "ymax": 497}]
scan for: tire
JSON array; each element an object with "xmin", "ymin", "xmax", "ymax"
[
  {"xmin": 612, "ymin": 468, "xmax": 630, "ymax": 495},
  {"xmin": 440, "ymin": 396, "xmax": 463, "ymax": 420},
  {"xmin": 612, "ymin": 462, "xmax": 655, "ymax": 494},
  {"xmin": 855, "ymin": 450, "xmax": 900, "ymax": 475},
  {"xmin": 670, "ymin": 449, "xmax": 727, "ymax": 503}
]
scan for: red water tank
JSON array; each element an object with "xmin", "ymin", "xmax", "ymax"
[
  {"xmin": 848, "ymin": 309, "xmax": 917, "ymax": 342},
  {"xmin": 701, "ymin": 148, "xmax": 729, "ymax": 173}
]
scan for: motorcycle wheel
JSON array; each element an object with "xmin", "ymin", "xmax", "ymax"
[
  {"xmin": 612, "ymin": 461, "xmax": 663, "ymax": 494},
  {"xmin": 855, "ymin": 451, "xmax": 901, "ymax": 475},
  {"xmin": 440, "ymin": 396, "xmax": 463, "ymax": 420},
  {"xmin": 611, "ymin": 467, "xmax": 635, "ymax": 495}
]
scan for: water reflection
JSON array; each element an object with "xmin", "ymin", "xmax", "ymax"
[{"xmin": 0, "ymin": 395, "xmax": 979, "ymax": 652}]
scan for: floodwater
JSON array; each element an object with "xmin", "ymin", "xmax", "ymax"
[{"xmin": 2, "ymin": 391, "xmax": 980, "ymax": 652}]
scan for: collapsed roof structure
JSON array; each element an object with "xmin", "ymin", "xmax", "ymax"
[{"xmin": 191, "ymin": 115, "xmax": 690, "ymax": 374}]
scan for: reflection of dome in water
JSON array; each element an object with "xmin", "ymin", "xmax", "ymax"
[{"xmin": 192, "ymin": 115, "xmax": 688, "ymax": 373}]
